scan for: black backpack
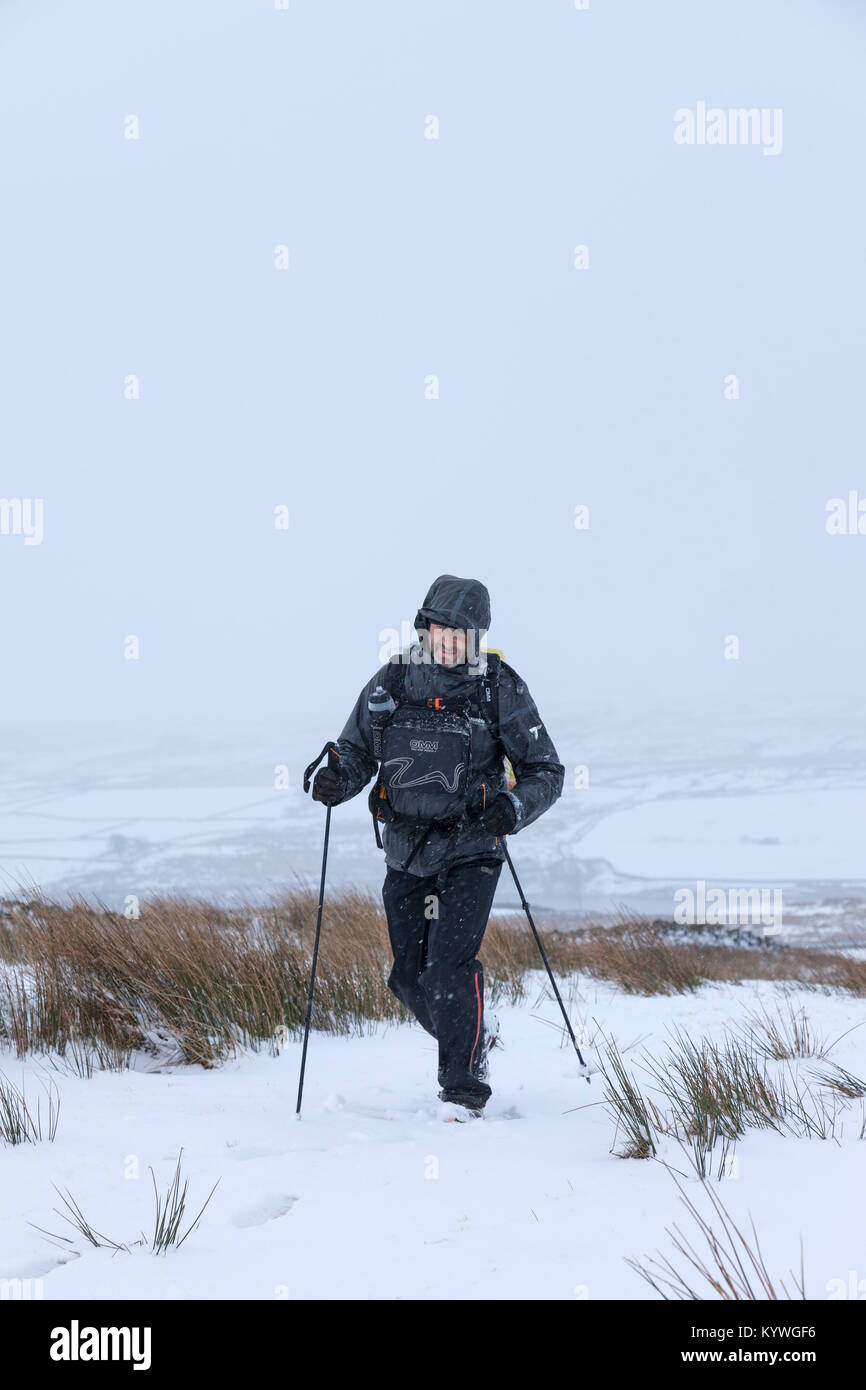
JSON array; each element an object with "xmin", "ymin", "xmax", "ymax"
[{"xmin": 367, "ymin": 654, "xmax": 502, "ymax": 863}]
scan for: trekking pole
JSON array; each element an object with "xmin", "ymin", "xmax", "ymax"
[
  {"xmin": 502, "ymin": 842, "xmax": 590, "ymax": 1083},
  {"xmin": 296, "ymin": 743, "xmax": 339, "ymax": 1118}
]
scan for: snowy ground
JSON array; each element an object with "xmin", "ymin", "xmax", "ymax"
[{"xmin": 2, "ymin": 976, "xmax": 864, "ymax": 1301}]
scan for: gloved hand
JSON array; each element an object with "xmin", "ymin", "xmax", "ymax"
[
  {"xmin": 475, "ymin": 793, "xmax": 517, "ymax": 838},
  {"xmin": 312, "ymin": 766, "xmax": 344, "ymax": 806}
]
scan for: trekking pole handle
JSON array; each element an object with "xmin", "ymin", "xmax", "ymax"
[{"xmin": 303, "ymin": 741, "xmax": 341, "ymax": 794}]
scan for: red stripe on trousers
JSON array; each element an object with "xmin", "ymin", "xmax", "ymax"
[{"xmin": 468, "ymin": 969, "xmax": 482, "ymax": 1073}]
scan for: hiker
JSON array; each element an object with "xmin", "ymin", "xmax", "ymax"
[{"xmin": 309, "ymin": 575, "xmax": 564, "ymax": 1112}]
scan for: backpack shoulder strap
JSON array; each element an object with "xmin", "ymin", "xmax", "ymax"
[{"xmin": 478, "ymin": 652, "xmax": 501, "ymax": 738}]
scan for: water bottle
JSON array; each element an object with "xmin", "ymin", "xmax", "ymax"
[{"xmin": 368, "ymin": 685, "xmax": 396, "ymax": 759}]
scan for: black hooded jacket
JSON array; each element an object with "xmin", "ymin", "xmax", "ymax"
[{"xmin": 330, "ymin": 575, "xmax": 565, "ymax": 876}]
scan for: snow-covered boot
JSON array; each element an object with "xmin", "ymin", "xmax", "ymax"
[{"xmin": 438, "ymin": 1074, "xmax": 491, "ymax": 1111}]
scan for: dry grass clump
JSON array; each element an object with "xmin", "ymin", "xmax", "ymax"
[
  {"xmin": 627, "ymin": 1153, "xmax": 807, "ymax": 1300},
  {"xmin": 0, "ymin": 890, "xmax": 407, "ymax": 1067},
  {"xmin": 33, "ymin": 1148, "xmax": 218, "ymax": 1255},
  {"xmin": 548, "ymin": 915, "xmax": 866, "ymax": 997},
  {"xmin": 597, "ymin": 1004, "xmax": 864, "ymax": 1171},
  {"xmin": 0, "ymin": 1070, "xmax": 60, "ymax": 1145},
  {"xmin": 0, "ymin": 892, "xmax": 863, "ymax": 1069}
]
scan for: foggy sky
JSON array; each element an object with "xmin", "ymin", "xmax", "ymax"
[{"xmin": 2, "ymin": 0, "xmax": 864, "ymax": 740}]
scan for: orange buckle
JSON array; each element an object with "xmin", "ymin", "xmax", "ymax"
[{"xmin": 427, "ymin": 696, "xmax": 445, "ymax": 710}]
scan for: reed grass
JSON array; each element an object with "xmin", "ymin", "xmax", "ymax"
[{"xmin": 0, "ymin": 891, "xmax": 862, "ymax": 1070}]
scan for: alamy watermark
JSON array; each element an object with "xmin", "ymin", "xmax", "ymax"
[
  {"xmin": 0, "ymin": 497, "xmax": 43, "ymax": 545},
  {"xmin": 674, "ymin": 102, "xmax": 782, "ymax": 157},
  {"xmin": 1, "ymin": 1277, "xmax": 44, "ymax": 1300},
  {"xmin": 379, "ymin": 621, "xmax": 487, "ymax": 667},
  {"xmin": 674, "ymin": 879, "xmax": 782, "ymax": 936},
  {"xmin": 826, "ymin": 491, "xmax": 866, "ymax": 535},
  {"xmin": 50, "ymin": 1321, "xmax": 151, "ymax": 1370}
]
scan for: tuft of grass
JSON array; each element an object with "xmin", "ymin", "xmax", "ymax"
[
  {"xmin": 150, "ymin": 1148, "xmax": 220, "ymax": 1254},
  {"xmin": 594, "ymin": 1028, "xmax": 660, "ymax": 1159},
  {"xmin": 34, "ymin": 1186, "xmax": 134, "ymax": 1254},
  {"xmin": 596, "ymin": 1010, "xmax": 866, "ymax": 1167},
  {"xmin": 810, "ymin": 1062, "xmax": 866, "ymax": 1099},
  {"xmin": 738, "ymin": 999, "xmax": 827, "ymax": 1061},
  {"xmin": 779, "ymin": 1066, "xmax": 847, "ymax": 1140},
  {"xmin": 44, "ymin": 1038, "xmax": 135, "ymax": 1079},
  {"xmin": 0, "ymin": 1071, "xmax": 60, "ymax": 1145},
  {"xmin": 32, "ymin": 1149, "xmax": 218, "ymax": 1257},
  {"xmin": 640, "ymin": 1027, "xmax": 789, "ymax": 1148},
  {"xmin": 626, "ymin": 1154, "xmax": 806, "ymax": 1300}
]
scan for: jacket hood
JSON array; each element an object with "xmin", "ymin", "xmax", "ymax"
[{"xmin": 413, "ymin": 574, "xmax": 491, "ymax": 636}]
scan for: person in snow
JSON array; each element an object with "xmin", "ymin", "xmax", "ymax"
[{"xmin": 309, "ymin": 575, "xmax": 564, "ymax": 1112}]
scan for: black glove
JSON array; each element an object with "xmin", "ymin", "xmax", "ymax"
[
  {"xmin": 312, "ymin": 766, "xmax": 344, "ymax": 806},
  {"xmin": 476, "ymin": 793, "xmax": 518, "ymax": 838}
]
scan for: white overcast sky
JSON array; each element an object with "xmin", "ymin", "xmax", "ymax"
[{"xmin": 1, "ymin": 0, "xmax": 864, "ymax": 737}]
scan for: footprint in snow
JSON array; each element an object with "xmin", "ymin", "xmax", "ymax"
[
  {"xmin": 12, "ymin": 1250, "xmax": 80, "ymax": 1279},
  {"xmin": 231, "ymin": 1195, "xmax": 298, "ymax": 1228}
]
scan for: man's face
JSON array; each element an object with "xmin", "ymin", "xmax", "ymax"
[{"xmin": 429, "ymin": 623, "xmax": 467, "ymax": 667}]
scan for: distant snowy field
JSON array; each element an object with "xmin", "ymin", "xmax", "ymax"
[
  {"xmin": 2, "ymin": 978, "xmax": 864, "ymax": 1300},
  {"xmin": 2, "ymin": 700, "xmax": 864, "ymax": 944}
]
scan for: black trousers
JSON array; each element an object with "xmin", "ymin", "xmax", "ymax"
[{"xmin": 382, "ymin": 856, "xmax": 503, "ymax": 1089}]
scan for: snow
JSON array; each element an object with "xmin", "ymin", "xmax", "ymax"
[
  {"xmin": 0, "ymin": 0, "xmax": 863, "ymax": 1312},
  {"xmin": 576, "ymin": 789, "xmax": 866, "ymax": 880},
  {"xmin": 2, "ymin": 977, "xmax": 864, "ymax": 1300}
]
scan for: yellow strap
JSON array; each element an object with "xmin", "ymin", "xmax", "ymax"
[{"xmin": 481, "ymin": 649, "xmax": 514, "ymax": 785}]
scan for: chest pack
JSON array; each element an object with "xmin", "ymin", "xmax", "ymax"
[{"xmin": 367, "ymin": 654, "xmax": 502, "ymax": 859}]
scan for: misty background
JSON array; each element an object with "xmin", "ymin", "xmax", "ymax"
[{"xmin": 1, "ymin": 0, "xmax": 864, "ymax": 925}]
